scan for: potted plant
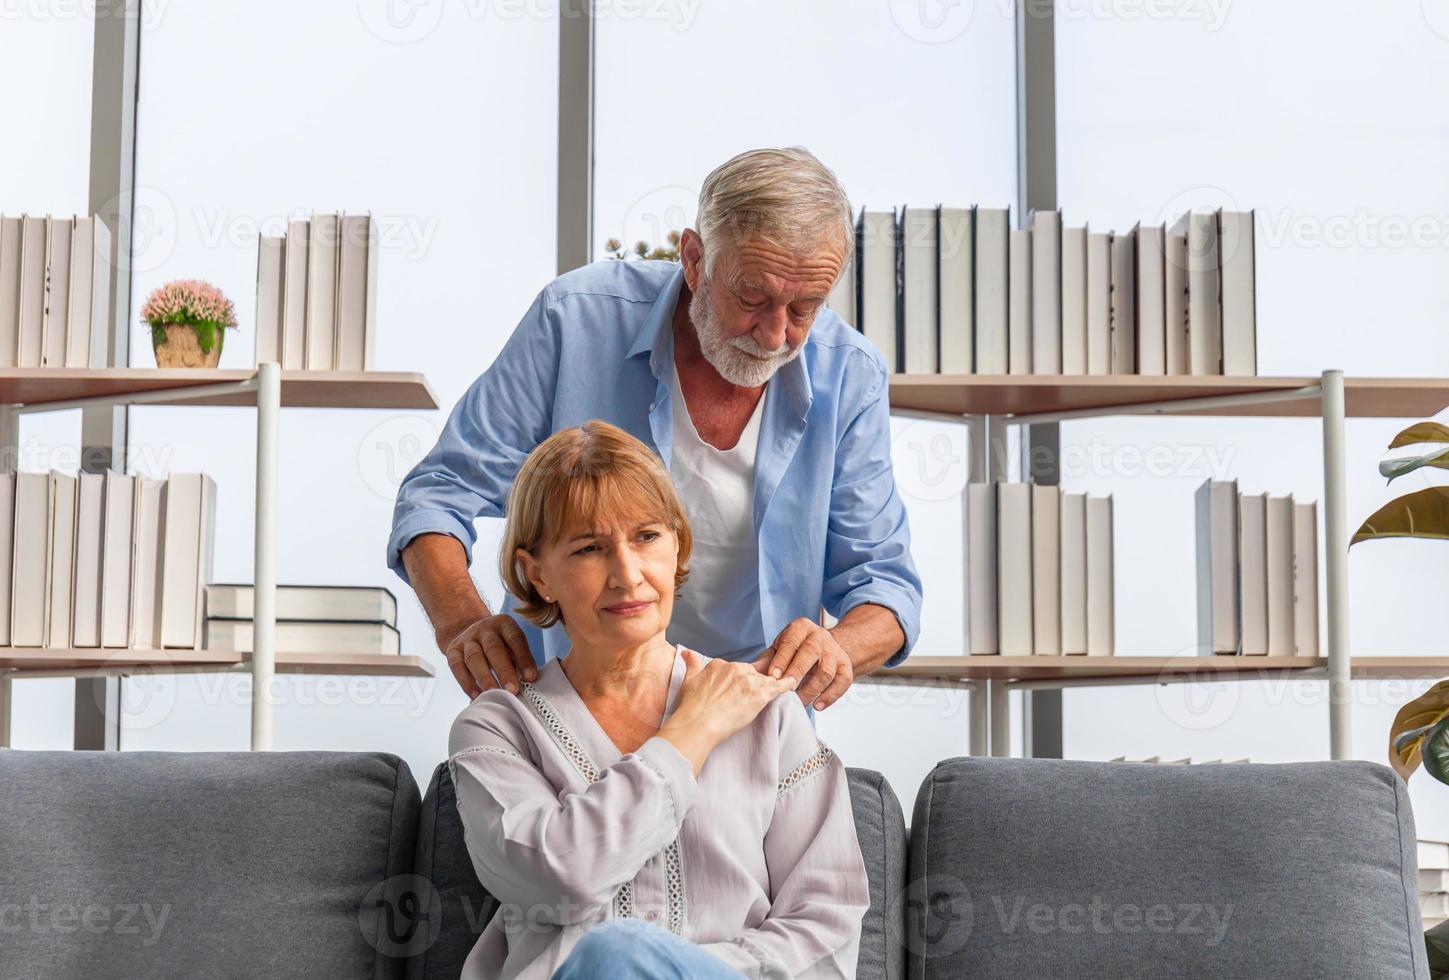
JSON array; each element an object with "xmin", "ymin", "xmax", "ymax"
[
  {"xmin": 603, "ymin": 231, "xmax": 681, "ymax": 262},
  {"xmin": 140, "ymin": 279, "xmax": 237, "ymax": 368},
  {"xmin": 1351, "ymin": 421, "xmax": 1449, "ymax": 971}
]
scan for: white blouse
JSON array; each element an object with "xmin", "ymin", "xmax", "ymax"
[{"xmin": 447, "ymin": 642, "xmax": 870, "ymax": 979}]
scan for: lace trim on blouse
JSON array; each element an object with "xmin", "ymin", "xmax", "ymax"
[
  {"xmin": 519, "ymin": 681, "xmax": 687, "ymax": 933},
  {"xmin": 778, "ymin": 742, "xmax": 836, "ymax": 799}
]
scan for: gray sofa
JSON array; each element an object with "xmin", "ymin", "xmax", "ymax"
[{"xmin": 0, "ymin": 750, "xmax": 1430, "ymax": 979}]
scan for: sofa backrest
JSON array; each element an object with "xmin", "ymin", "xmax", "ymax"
[
  {"xmin": 410, "ymin": 762, "xmax": 908, "ymax": 980},
  {"xmin": 0, "ymin": 749, "xmax": 420, "ymax": 980},
  {"xmin": 905, "ymin": 757, "xmax": 1430, "ymax": 979}
]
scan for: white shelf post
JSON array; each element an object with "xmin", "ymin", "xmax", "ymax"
[
  {"xmin": 1321, "ymin": 369, "xmax": 1351, "ymax": 760},
  {"xmin": 252, "ymin": 362, "xmax": 281, "ymax": 750}
]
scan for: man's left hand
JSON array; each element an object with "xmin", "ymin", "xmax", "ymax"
[{"xmin": 754, "ymin": 618, "xmax": 855, "ymax": 710}]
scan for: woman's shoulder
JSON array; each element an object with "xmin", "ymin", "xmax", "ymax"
[{"xmin": 447, "ymin": 665, "xmax": 557, "ymax": 758}]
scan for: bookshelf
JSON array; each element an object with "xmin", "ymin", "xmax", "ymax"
[
  {"xmin": 0, "ymin": 363, "xmax": 439, "ymax": 751},
  {"xmin": 883, "ymin": 370, "xmax": 1449, "ymax": 759}
]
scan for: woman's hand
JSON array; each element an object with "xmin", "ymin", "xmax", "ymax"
[{"xmin": 656, "ymin": 648, "xmax": 797, "ymax": 775}]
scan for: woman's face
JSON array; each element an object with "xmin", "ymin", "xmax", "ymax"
[{"xmin": 517, "ymin": 515, "xmax": 679, "ymax": 651}]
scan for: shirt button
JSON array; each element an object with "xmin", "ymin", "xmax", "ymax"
[
  {"xmin": 645, "ymin": 911, "xmax": 660, "ymax": 923},
  {"xmin": 649, "ymin": 402, "xmax": 656, "ymax": 411}
]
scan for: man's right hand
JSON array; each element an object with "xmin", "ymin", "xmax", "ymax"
[{"xmin": 441, "ymin": 614, "xmax": 538, "ymax": 698}]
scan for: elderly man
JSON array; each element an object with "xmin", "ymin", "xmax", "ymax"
[{"xmin": 387, "ymin": 146, "xmax": 922, "ymax": 712}]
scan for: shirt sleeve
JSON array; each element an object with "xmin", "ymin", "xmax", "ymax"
[
  {"xmin": 697, "ymin": 695, "xmax": 871, "ymax": 978},
  {"xmin": 447, "ymin": 701, "xmax": 699, "ymax": 925},
  {"xmin": 386, "ymin": 285, "xmax": 561, "ymax": 584},
  {"xmin": 819, "ymin": 350, "xmax": 924, "ymax": 666}
]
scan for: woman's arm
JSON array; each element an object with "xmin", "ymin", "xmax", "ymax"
[
  {"xmin": 448, "ymin": 703, "xmax": 698, "ymax": 925},
  {"xmin": 697, "ymin": 695, "xmax": 872, "ymax": 978}
]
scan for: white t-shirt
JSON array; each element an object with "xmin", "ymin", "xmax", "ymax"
[{"xmin": 665, "ymin": 366, "xmax": 768, "ymax": 662}]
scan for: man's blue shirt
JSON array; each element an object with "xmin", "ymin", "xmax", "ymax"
[{"xmin": 387, "ymin": 259, "xmax": 922, "ymax": 669}]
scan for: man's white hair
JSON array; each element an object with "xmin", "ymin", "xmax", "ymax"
[{"xmin": 694, "ymin": 146, "xmax": 854, "ymax": 282}]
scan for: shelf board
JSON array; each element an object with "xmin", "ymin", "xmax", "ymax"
[
  {"xmin": 0, "ymin": 647, "xmax": 435, "ymax": 678},
  {"xmin": 881, "ymin": 655, "xmax": 1449, "ymax": 683},
  {"xmin": 0, "ymin": 368, "xmax": 438, "ymax": 410},
  {"xmin": 888, "ymin": 374, "xmax": 1449, "ymax": 419}
]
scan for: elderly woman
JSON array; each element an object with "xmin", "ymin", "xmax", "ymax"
[{"xmin": 448, "ymin": 419, "xmax": 870, "ymax": 979}]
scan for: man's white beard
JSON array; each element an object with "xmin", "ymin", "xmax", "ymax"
[{"xmin": 688, "ymin": 275, "xmax": 802, "ymax": 388}]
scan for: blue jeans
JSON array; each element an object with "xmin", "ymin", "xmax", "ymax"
[{"xmin": 550, "ymin": 919, "xmax": 747, "ymax": 980}]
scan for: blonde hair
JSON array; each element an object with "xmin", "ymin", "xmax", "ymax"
[
  {"xmin": 499, "ymin": 420, "xmax": 693, "ymax": 628},
  {"xmin": 695, "ymin": 146, "xmax": 854, "ymax": 279}
]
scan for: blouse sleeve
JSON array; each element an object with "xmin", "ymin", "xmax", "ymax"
[
  {"xmin": 698, "ymin": 694, "xmax": 872, "ymax": 978},
  {"xmin": 448, "ymin": 699, "xmax": 699, "ymax": 926}
]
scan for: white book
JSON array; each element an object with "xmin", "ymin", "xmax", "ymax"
[
  {"xmin": 1109, "ymin": 225, "xmax": 1136, "ymax": 374},
  {"xmin": 0, "ymin": 472, "xmax": 13, "ymax": 644},
  {"xmin": 1086, "ymin": 232, "xmax": 1112, "ymax": 375},
  {"xmin": 99, "ymin": 471, "xmax": 135, "ymax": 648},
  {"xmin": 0, "ymin": 215, "xmax": 20, "ymax": 366},
  {"xmin": 1060, "ymin": 492, "xmax": 1088, "ymax": 655},
  {"xmin": 938, "ymin": 206, "xmax": 973, "ymax": 374},
  {"xmin": 973, "ymin": 208, "xmax": 1009, "ymax": 374},
  {"xmin": 41, "ymin": 216, "xmax": 73, "ymax": 367},
  {"xmin": 1136, "ymin": 223, "xmax": 1166, "ymax": 375},
  {"xmin": 1031, "ymin": 484, "xmax": 1061, "ymax": 655},
  {"xmin": 1195, "ymin": 479, "xmax": 1241, "ymax": 655},
  {"xmin": 129, "ymin": 477, "xmax": 167, "ymax": 649},
  {"xmin": 901, "ymin": 206, "xmax": 938, "ymax": 374},
  {"xmin": 826, "ymin": 214, "xmax": 857, "ymax": 329},
  {"xmin": 305, "ymin": 212, "xmax": 341, "ymax": 370},
  {"xmin": 1165, "ymin": 218, "xmax": 1190, "ymax": 375},
  {"xmin": 17, "ymin": 215, "xmax": 48, "ymax": 367},
  {"xmin": 46, "ymin": 471, "xmax": 78, "ymax": 648},
  {"xmin": 206, "ymin": 584, "xmax": 399, "ymax": 624},
  {"xmin": 966, "ymin": 482, "xmax": 998, "ymax": 655},
  {"xmin": 1086, "ymin": 495, "xmax": 1115, "ymax": 656},
  {"xmin": 281, "ymin": 218, "xmax": 309, "ymax": 369},
  {"xmin": 1265, "ymin": 494, "xmax": 1296, "ymax": 657},
  {"xmin": 160, "ymin": 473, "xmax": 217, "ymax": 649},
  {"xmin": 859, "ymin": 210, "xmax": 898, "ymax": 372},
  {"xmin": 1238, "ymin": 491, "xmax": 1269, "ymax": 656},
  {"xmin": 1007, "ymin": 227, "xmax": 1032, "ymax": 374},
  {"xmin": 997, "ymin": 482, "xmax": 1033, "ymax": 656},
  {"xmin": 65, "ymin": 216, "xmax": 112, "ymax": 368},
  {"xmin": 1060, "ymin": 225, "xmax": 1088, "ymax": 375},
  {"xmin": 254, "ymin": 235, "xmax": 285, "ymax": 365},
  {"xmin": 335, "ymin": 213, "xmax": 378, "ymax": 371},
  {"xmin": 205, "ymin": 619, "xmax": 401, "ymax": 656},
  {"xmin": 70, "ymin": 471, "xmax": 105, "ymax": 647},
  {"xmin": 1421, "ymin": 841, "xmax": 1449, "ymax": 872},
  {"xmin": 1218, "ymin": 209, "xmax": 1257, "ymax": 376},
  {"xmin": 1293, "ymin": 501, "xmax": 1319, "ymax": 657},
  {"xmin": 1186, "ymin": 211, "xmax": 1222, "ymax": 375},
  {"xmin": 11, "ymin": 472, "xmax": 50, "ymax": 647},
  {"xmin": 1030, "ymin": 209, "xmax": 1061, "ymax": 374}
]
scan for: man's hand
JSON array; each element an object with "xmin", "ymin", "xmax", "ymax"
[
  {"xmin": 753, "ymin": 618, "xmax": 855, "ymax": 711},
  {"xmin": 442, "ymin": 614, "xmax": 538, "ymax": 699}
]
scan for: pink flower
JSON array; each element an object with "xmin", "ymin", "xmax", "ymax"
[{"xmin": 140, "ymin": 279, "xmax": 238, "ymax": 329}]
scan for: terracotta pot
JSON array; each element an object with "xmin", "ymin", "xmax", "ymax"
[{"xmin": 151, "ymin": 322, "xmax": 224, "ymax": 368}]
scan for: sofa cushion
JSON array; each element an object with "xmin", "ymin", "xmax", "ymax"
[
  {"xmin": 906, "ymin": 757, "xmax": 1429, "ymax": 979},
  {"xmin": 0, "ymin": 749, "xmax": 420, "ymax": 980},
  {"xmin": 412, "ymin": 762, "xmax": 906, "ymax": 980}
]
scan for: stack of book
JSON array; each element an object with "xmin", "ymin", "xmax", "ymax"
[
  {"xmin": 205, "ymin": 584, "xmax": 400, "ymax": 655},
  {"xmin": 0, "ymin": 214, "xmax": 113, "ymax": 368},
  {"xmin": 827, "ymin": 205, "xmax": 1257, "ymax": 378},
  {"xmin": 0, "ymin": 470, "xmax": 215, "ymax": 649},
  {"xmin": 1195, "ymin": 479, "xmax": 1320, "ymax": 656},
  {"xmin": 965, "ymin": 483, "xmax": 1116, "ymax": 656},
  {"xmin": 254, "ymin": 213, "xmax": 379, "ymax": 371},
  {"xmin": 1419, "ymin": 840, "xmax": 1449, "ymax": 928}
]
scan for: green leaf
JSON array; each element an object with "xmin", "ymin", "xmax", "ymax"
[
  {"xmin": 152, "ymin": 324, "xmax": 167, "ymax": 349},
  {"xmin": 194, "ymin": 322, "xmax": 217, "ymax": 354},
  {"xmin": 1425, "ymin": 716, "xmax": 1449, "ymax": 788},
  {"xmin": 1352, "ymin": 486, "xmax": 1449, "ymax": 545},
  {"xmin": 1380, "ymin": 446, "xmax": 1449, "ymax": 483}
]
